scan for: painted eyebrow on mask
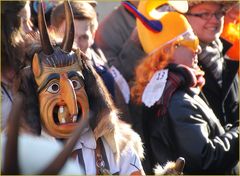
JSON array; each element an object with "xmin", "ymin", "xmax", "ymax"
[
  {"xmin": 37, "ymin": 73, "xmax": 60, "ymax": 93},
  {"xmin": 67, "ymin": 71, "xmax": 83, "ymax": 79}
]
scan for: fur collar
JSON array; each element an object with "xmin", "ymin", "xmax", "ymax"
[{"xmin": 93, "ymin": 111, "xmax": 144, "ymax": 161}]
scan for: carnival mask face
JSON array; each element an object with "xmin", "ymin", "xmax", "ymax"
[
  {"xmin": 33, "ymin": 1, "xmax": 90, "ymax": 138},
  {"xmin": 32, "ymin": 52, "xmax": 89, "ymax": 138}
]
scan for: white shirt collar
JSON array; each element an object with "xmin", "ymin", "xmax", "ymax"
[{"xmin": 73, "ymin": 128, "xmax": 96, "ymax": 151}]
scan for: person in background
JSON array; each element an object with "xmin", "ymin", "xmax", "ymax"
[
  {"xmin": 131, "ymin": 0, "xmax": 239, "ymax": 174},
  {"xmin": 1, "ymin": 1, "xmax": 34, "ymax": 131},
  {"xmin": 51, "ymin": 1, "xmax": 96, "ymax": 54},
  {"xmin": 50, "ymin": 1, "xmax": 131, "ymax": 123},
  {"xmin": 185, "ymin": 1, "xmax": 239, "ymax": 128},
  {"xmin": 95, "ymin": 1, "xmax": 145, "ymax": 83}
]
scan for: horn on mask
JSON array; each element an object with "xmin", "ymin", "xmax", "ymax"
[
  {"xmin": 61, "ymin": 1, "xmax": 75, "ymax": 52},
  {"xmin": 38, "ymin": 0, "xmax": 54, "ymax": 55}
]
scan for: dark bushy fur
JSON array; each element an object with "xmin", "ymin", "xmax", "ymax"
[
  {"xmin": 80, "ymin": 54, "xmax": 117, "ymax": 129},
  {"xmin": 154, "ymin": 157, "xmax": 185, "ymax": 175},
  {"xmin": 1, "ymin": 1, "xmax": 27, "ymax": 73}
]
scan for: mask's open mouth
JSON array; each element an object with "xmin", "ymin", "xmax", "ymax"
[{"xmin": 53, "ymin": 104, "xmax": 82, "ymax": 125}]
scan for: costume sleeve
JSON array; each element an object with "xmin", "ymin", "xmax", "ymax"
[
  {"xmin": 119, "ymin": 146, "xmax": 144, "ymax": 175},
  {"xmin": 166, "ymin": 92, "xmax": 239, "ymax": 174}
]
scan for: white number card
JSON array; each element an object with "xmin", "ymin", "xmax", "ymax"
[
  {"xmin": 142, "ymin": 69, "xmax": 168, "ymax": 107},
  {"xmin": 109, "ymin": 66, "xmax": 130, "ymax": 104}
]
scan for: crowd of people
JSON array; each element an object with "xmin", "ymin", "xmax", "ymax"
[{"xmin": 1, "ymin": 0, "xmax": 239, "ymax": 175}]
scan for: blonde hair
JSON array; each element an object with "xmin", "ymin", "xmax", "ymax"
[{"xmin": 131, "ymin": 42, "xmax": 175, "ymax": 104}]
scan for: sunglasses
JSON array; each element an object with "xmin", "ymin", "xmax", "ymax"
[{"xmin": 174, "ymin": 35, "xmax": 200, "ymax": 53}]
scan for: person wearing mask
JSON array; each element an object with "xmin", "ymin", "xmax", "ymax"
[{"xmin": 19, "ymin": 2, "xmax": 145, "ymax": 174}]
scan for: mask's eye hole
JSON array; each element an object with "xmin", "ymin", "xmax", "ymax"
[
  {"xmin": 71, "ymin": 79, "xmax": 82, "ymax": 90},
  {"xmin": 47, "ymin": 83, "xmax": 60, "ymax": 94}
]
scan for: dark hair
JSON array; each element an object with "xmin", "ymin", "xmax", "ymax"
[
  {"xmin": 80, "ymin": 57, "xmax": 117, "ymax": 129},
  {"xmin": 1, "ymin": 1, "xmax": 27, "ymax": 72}
]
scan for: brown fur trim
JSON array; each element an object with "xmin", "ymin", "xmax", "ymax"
[
  {"xmin": 93, "ymin": 111, "xmax": 116, "ymax": 140},
  {"xmin": 154, "ymin": 157, "xmax": 185, "ymax": 175},
  {"xmin": 93, "ymin": 111, "xmax": 144, "ymax": 161},
  {"xmin": 116, "ymin": 120, "xmax": 144, "ymax": 159},
  {"xmin": 154, "ymin": 162, "xmax": 176, "ymax": 175}
]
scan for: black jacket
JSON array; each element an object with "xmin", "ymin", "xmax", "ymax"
[
  {"xmin": 144, "ymin": 90, "xmax": 239, "ymax": 174},
  {"xmin": 142, "ymin": 67, "xmax": 239, "ymax": 174},
  {"xmin": 198, "ymin": 40, "xmax": 239, "ymax": 126}
]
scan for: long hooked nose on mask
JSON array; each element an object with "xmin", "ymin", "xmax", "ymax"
[{"xmin": 59, "ymin": 74, "xmax": 78, "ymax": 118}]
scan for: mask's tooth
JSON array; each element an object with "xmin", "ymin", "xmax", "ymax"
[
  {"xmin": 72, "ymin": 115, "xmax": 77, "ymax": 123},
  {"xmin": 58, "ymin": 106, "xmax": 67, "ymax": 124},
  {"xmin": 59, "ymin": 106, "xmax": 64, "ymax": 113},
  {"xmin": 61, "ymin": 118, "xmax": 66, "ymax": 124}
]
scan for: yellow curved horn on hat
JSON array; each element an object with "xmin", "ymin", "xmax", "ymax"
[
  {"xmin": 137, "ymin": 0, "xmax": 192, "ymax": 54},
  {"xmin": 145, "ymin": 0, "xmax": 188, "ymax": 19}
]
